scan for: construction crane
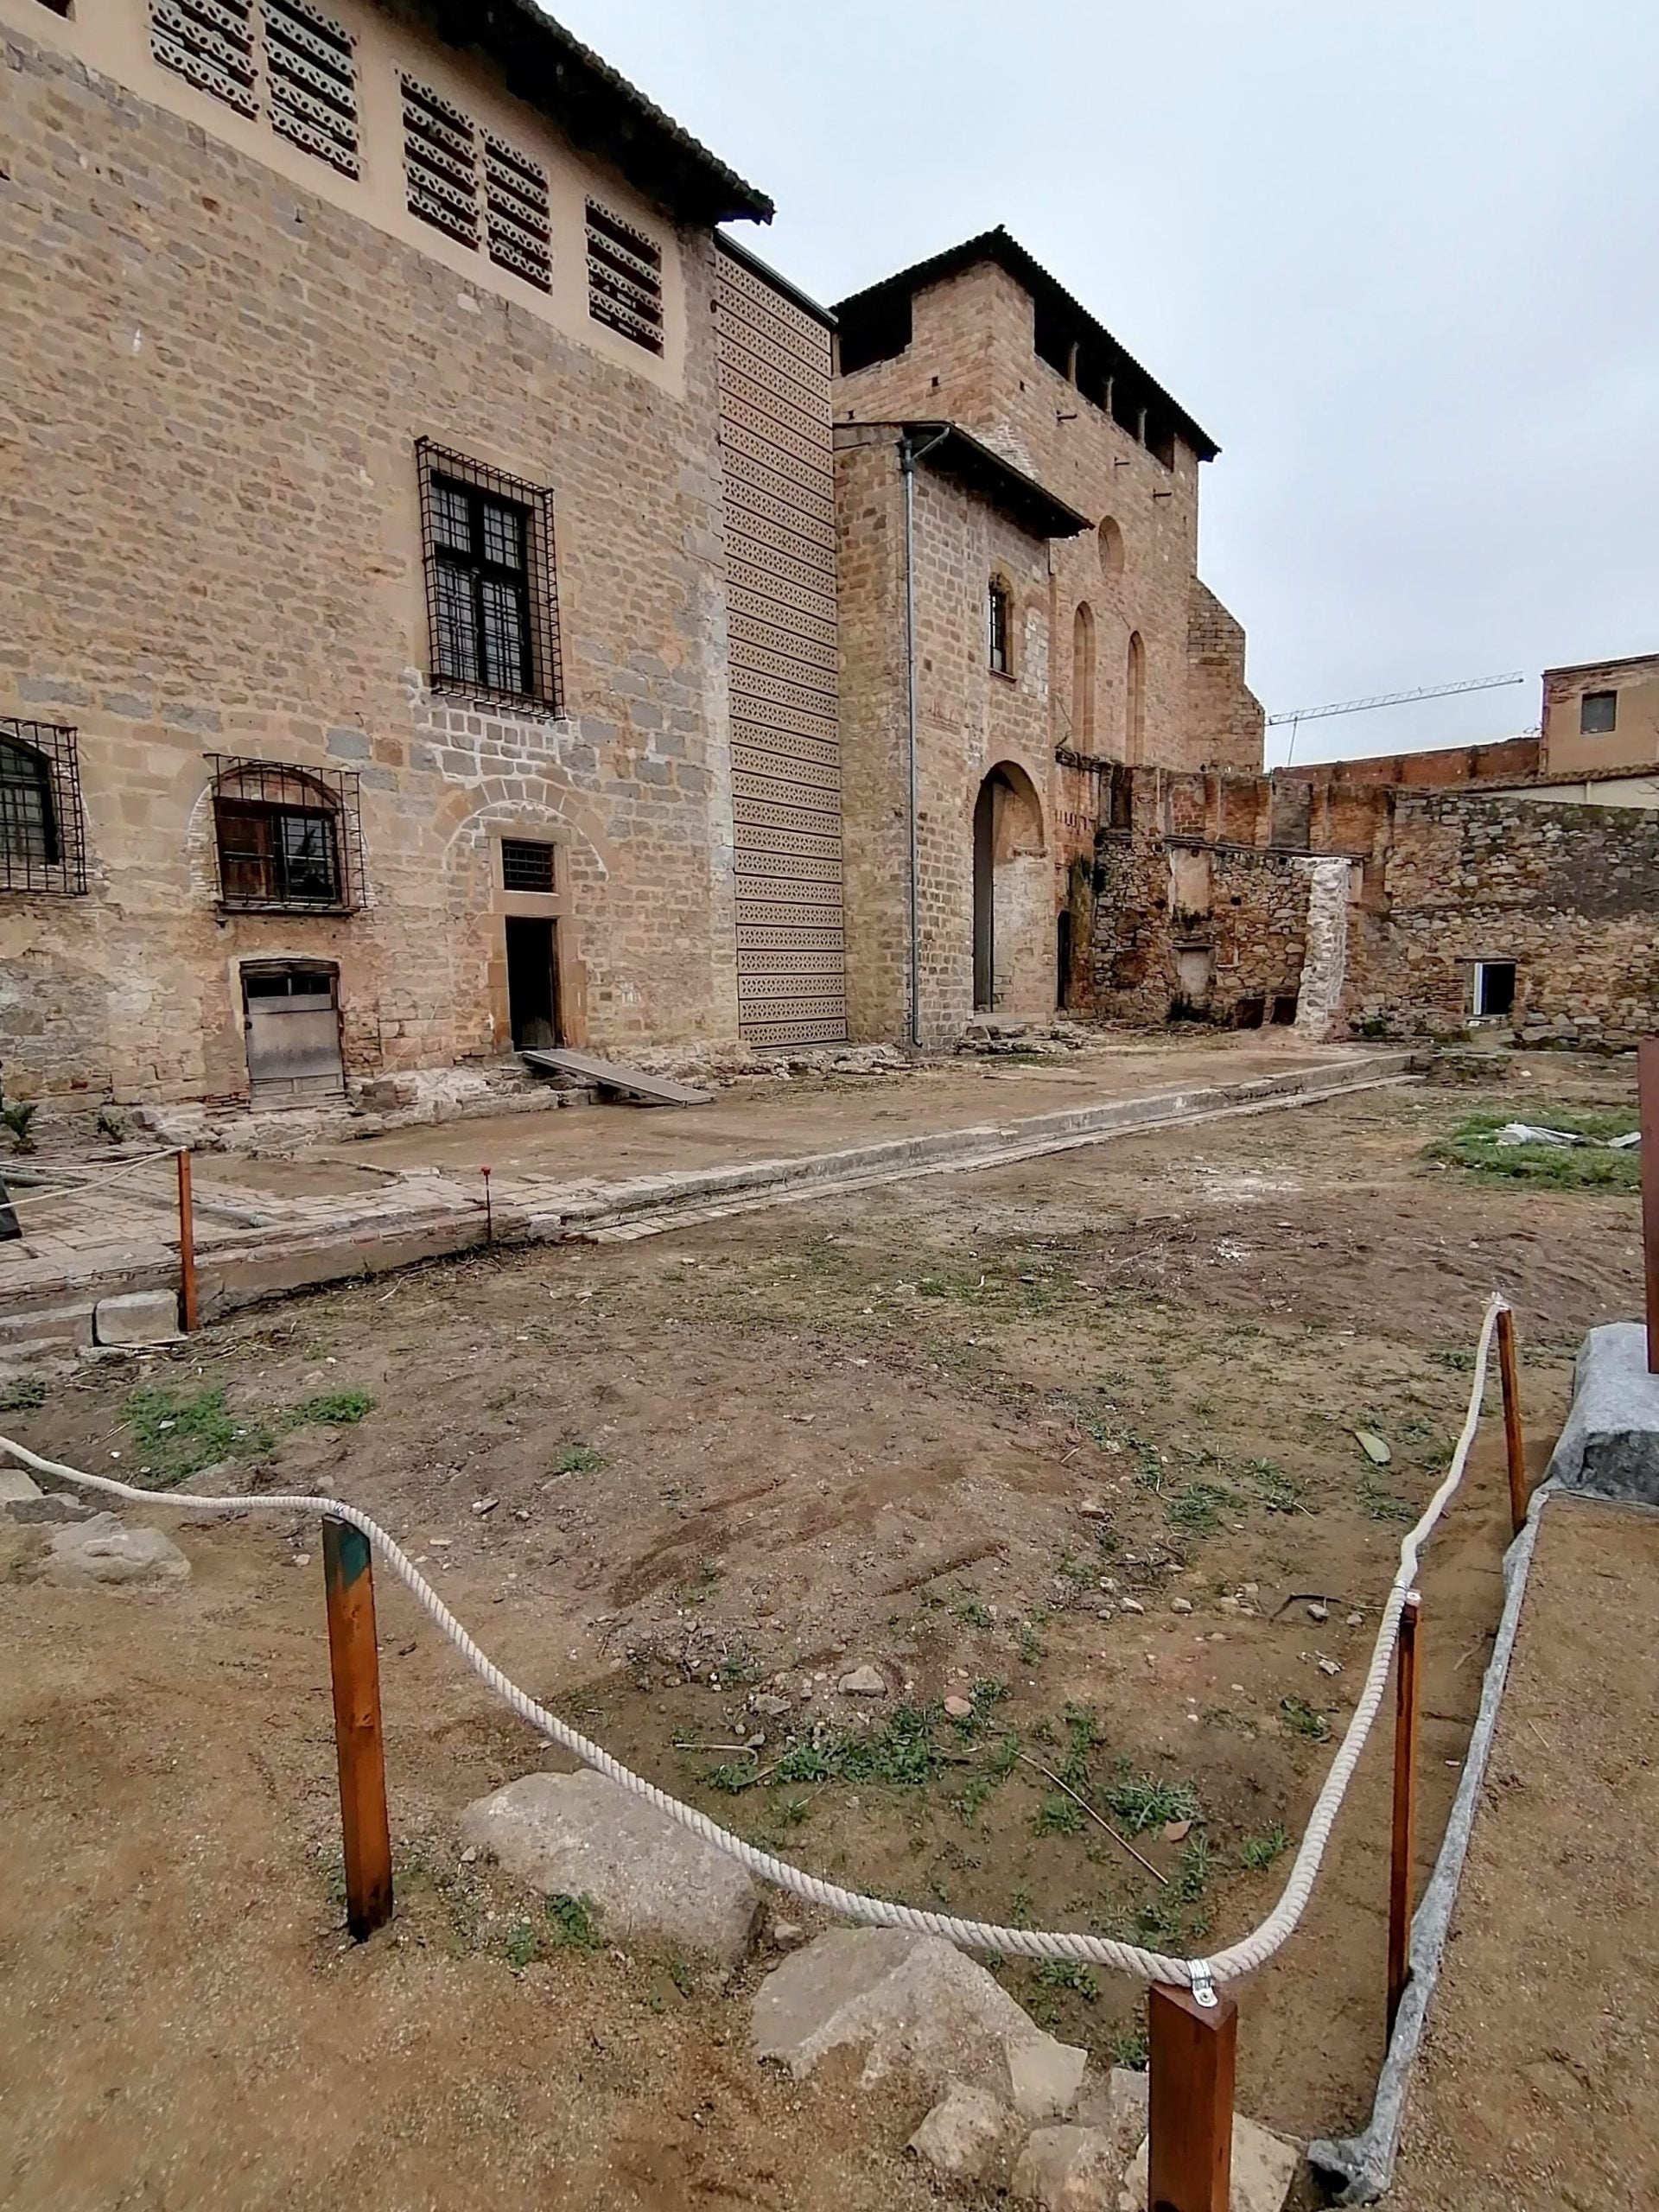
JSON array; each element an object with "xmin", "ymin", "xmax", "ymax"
[{"xmin": 1268, "ymin": 671, "xmax": 1527, "ymax": 763}]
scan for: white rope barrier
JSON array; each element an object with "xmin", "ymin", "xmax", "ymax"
[{"xmin": 0, "ymin": 1295, "xmax": 1503, "ymax": 1990}]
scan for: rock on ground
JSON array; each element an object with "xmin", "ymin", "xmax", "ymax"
[
  {"xmin": 93, "ymin": 1289, "xmax": 182, "ymax": 1347},
  {"xmin": 1546, "ymin": 1321, "xmax": 1659, "ymax": 1505},
  {"xmin": 460, "ymin": 1769, "xmax": 760, "ymax": 1967},
  {"xmin": 907, "ymin": 2082, "xmax": 1023, "ymax": 2188},
  {"xmin": 40, "ymin": 1512, "xmax": 190, "ymax": 1586},
  {"xmin": 1117, "ymin": 2108, "xmax": 1300, "ymax": 2212},
  {"xmin": 751, "ymin": 1929, "xmax": 1085, "ymax": 2116},
  {"xmin": 0, "ymin": 1468, "xmax": 42, "ymax": 1503},
  {"xmin": 1014, "ymin": 2124, "xmax": 1123, "ymax": 2209}
]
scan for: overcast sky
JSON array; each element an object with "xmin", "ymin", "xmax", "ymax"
[{"xmin": 552, "ymin": 2, "xmax": 1656, "ymax": 766}]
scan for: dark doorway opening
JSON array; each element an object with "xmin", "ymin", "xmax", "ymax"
[
  {"xmin": 1056, "ymin": 908, "xmax": 1073, "ymax": 1009},
  {"xmin": 505, "ymin": 916, "xmax": 560, "ymax": 1051},
  {"xmin": 973, "ymin": 775, "xmax": 997, "ymax": 1010}
]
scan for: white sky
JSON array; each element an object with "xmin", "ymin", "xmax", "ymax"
[{"xmin": 550, "ymin": 2, "xmax": 1657, "ymax": 766}]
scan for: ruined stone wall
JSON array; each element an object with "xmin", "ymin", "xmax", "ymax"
[
  {"xmin": 1351, "ymin": 793, "xmax": 1659, "ymax": 1047},
  {"xmin": 0, "ymin": 15, "xmax": 739, "ymax": 1106},
  {"xmin": 835, "ymin": 259, "xmax": 1262, "ymax": 775}
]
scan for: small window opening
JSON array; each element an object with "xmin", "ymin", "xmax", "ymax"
[
  {"xmin": 501, "ymin": 839, "xmax": 555, "ymax": 893},
  {"xmin": 1232, "ymin": 995, "xmax": 1265, "ymax": 1030},
  {"xmin": 1580, "ymin": 690, "xmax": 1618, "ymax": 735},
  {"xmin": 1271, "ymin": 993, "xmax": 1300, "ymax": 1027},
  {"xmin": 1472, "ymin": 960, "xmax": 1516, "ymax": 1020},
  {"xmin": 988, "ymin": 579, "xmax": 1012, "ymax": 676}
]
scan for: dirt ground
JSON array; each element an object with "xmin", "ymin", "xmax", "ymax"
[
  {"xmin": 0, "ymin": 1050, "xmax": 1646, "ymax": 2209},
  {"xmin": 1390, "ymin": 1499, "xmax": 1659, "ymax": 2212}
]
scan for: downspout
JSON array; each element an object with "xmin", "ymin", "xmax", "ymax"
[{"xmin": 900, "ymin": 425, "xmax": 950, "ymax": 1051}]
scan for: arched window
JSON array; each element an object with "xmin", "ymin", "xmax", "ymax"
[
  {"xmin": 1097, "ymin": 517, "xmax": 1124, "ymax": 580},
  {"xmin": 987, "ymin": 576, "xmax": 1013, "ymax": 675},
  {"xmin": 1071, "ymin": 602, "xmax": 1096, "ymax": 749},
  {"xmin": 0, "ymin": 734, "xmax": 59, "ymax": 871},
  {"xmin": 212, "ymin": 760, "xmax": 358, "ymax": 912},
  {"xmin": 1126, "ymin": 631, "xmax": 1147, "ymax": 763}
]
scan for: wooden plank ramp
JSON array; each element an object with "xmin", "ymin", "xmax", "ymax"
[{"xmin": 518, "ymin": 1049, "xmax": 714, "ymax": 1108}]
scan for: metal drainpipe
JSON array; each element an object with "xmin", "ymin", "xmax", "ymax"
[{"xmin": 899, "ymin": 426, "xmax": 949, "ymax": 1052}]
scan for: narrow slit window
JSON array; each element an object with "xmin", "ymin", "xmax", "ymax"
[
  {"xmin": 585, "ymin": 200, "xmax": 663, "ymax": 353},
  {"xmin": 265, "ymin": 0, "xmax": 359, "ymax": 177},
  {"xmin": 988, "ymin": 579, "xmax": 1012, "ymax": 675}
]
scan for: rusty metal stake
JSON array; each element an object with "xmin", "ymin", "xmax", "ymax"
[
  {"xmin": 1387, "ymin": 1590, "xmax": 1422, "ymax": 2037},
  {"xmin": 322, "ymin": 1516, "xmax": 393, "ymax": 1940},
  {"xmin": 1148, "ymin": 1978, "xmax": 1236, "ymax": 2212},
  {"xmin": 1642, "ymin": 1039, "xmax": 1659, "ymax": 1372},
  {"xmin": 176, "ymin": 1147, "xmax": 199, "ymax": 1334},
  {"xmin": 1496, "ymin": 1306, "xmax": 1528, "ymax": 1535}
]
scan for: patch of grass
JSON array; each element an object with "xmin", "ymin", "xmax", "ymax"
[
  {"xmin": 1033, "ymin": 1957, "xmax": 1098, "ymax": 2003},
  {"xmin": 1105, "ymin": 1772, "xmax": 1201, "ymax": 1834},
  {"xmin": 289, "ymin": 1388, "xmax": 375, "ymax": 1426},
  {"xmin": 1429, "ymin": 1109, "xmax": 1639, "ymax": 1191},
  {"xmin": 550, "ymin": 1441, "xmax": 604, "ymax": 1476},
  {"xmin": 123, "ymin": 1378, "xmax": 377, "ymax": 1486},
  {"xmin": 1280, "ymin": 1694, "xmax": 1332, "ymax": 1743},
  {"xmin": 544, "ymin": 1891, "xmax": 602, "ymax": 1950},
  {"xmin": 1012, "ymin": 1611, "xmax": 1050, "ymax": 1666},
  {"xmin": 1164, "ymin": 1480, "xmax": 1236, "ymax": 1536},
  {"xmin": 1031, "ymin": 1794, "xmax": 1084, "ymax": 1837},
  {"xmin": 1173, "ymin": 1831, "xmax": 1211, "ymax": 1903},
  {"xmin": 0, "ymin": 1375, "xmax": 48, "ymax": 1414},
  {"xmin": 1242, "ymin": 1459, "xmax": 1309, "ymax": 1515},
  {"xmin": 948, "ymin": 1586, "xmax": 994, "ymax": 1630},
  {"xmin": 502, "ymin": 1917, "xmax": 540, "ymax": 1969},
  {"xmin": 1357, "ymin": 1472, "xmax": 1415, "ymax": 1524},
  {"xmin": 773, "ymin": 1701, "xmax": 947, "ymax": 1789},
  {"xmin": 1108, "ymin": 2024, "xmax": 1149, "ymax": 2071},
  {"xmin": 713, "ymin": 1637, "xmax": 762, "ymax": 1688},
  {"xmin": 1239, "ymin": 1822, "xmax": 1291, "ymax": 1872}
]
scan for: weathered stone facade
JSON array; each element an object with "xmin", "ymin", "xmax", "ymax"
[{"xmin": 0, "ymin": 0, "xmax": 782, "ymax": 1110}]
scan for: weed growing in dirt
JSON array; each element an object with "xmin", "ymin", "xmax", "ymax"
[
  {"xmin": 1163, "ymin": 1480, "xmax": 1236, "ymax": 1536},
  {"xmin": 1357, "ymin": 1472, "xmax": 1414, "ymax": 1524},
  {"xmin": 1428, "ymin": 1109, "xmax": 1639, "ymax": 1191},
  {"xmin": 1012, "ymin": 1610, "xmax": 1050, "ymax": 1665},
  {"xmin": 713, "ymin": 1637, "xmax": 761, "ymax": 1688},
  {"xmin": 1280, "ymin": 1694, "xmax": 1332, "ymax": 1743},
  {"xmin": 1031, "ymin": 1957, "xmax": 1098, "ymax": 2005},
  {"xmin": 124, "ymin": 1379, "xmax": 378, "ymax": 1485},
  {"xmin": 0, "ymin": 1375, "xmax": 47, "ymax": 1414},
  {"xmin": 773, "ymin": 1702, "xmax": 945, "ymax": 1788},
  {"xmin": 1104, "ymin": 1772, "xmax": 1202, "ymax": 1834},
  {"xmin": 1239, "ymin": 1823, "xmax": 1291, "ymax": 1871},
  {"xmin": 550, "ymin": 1441, "xmax": 604, "ymax": 1477},
  {"xmin": 1108, "ymin": 2024, "xmax": 1150, "ymax": 2070},
  {"xmin": 1030, "ymin": 1794, "xmax": 1084, "ymax": 1837},
  {"xmin": 1243, "ymin": 1459, "xmax": 1309, "ymax": 1515},
  {"xmin": 948, "ymin": 1586, "xmax": 994, "ymax": 1630},
  {"xmin": 544, "ymin": 1891, "xmax": 602, "ymax": 1949}
]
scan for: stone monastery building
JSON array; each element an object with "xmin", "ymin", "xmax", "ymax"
[{"xmin": 3, "ymin": 0, "xmax": 1654, "ymax": 1119}]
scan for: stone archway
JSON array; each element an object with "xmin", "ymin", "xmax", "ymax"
[{"xmin": 971, "ymin": 761, "xmax": 1048, "ymax": 1017}]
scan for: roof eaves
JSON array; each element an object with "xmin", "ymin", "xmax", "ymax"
[
  {"xmin": 893, "ymin": 420, "xmax": 1091, "ymax": 538},
  {"xmin": 417, "ymin": 3, "xmax": 772, "ymax": 226}
]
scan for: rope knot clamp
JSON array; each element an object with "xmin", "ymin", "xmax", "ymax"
[{"xmin": 1187, "ymin": 1958, "xmax": 1219, "ymax": 2009}]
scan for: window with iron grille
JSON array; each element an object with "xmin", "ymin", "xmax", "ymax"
[
  {"xmin": 500, "ymin": 839, "xmax": 556, "ymax": 893},
  {"xmin": 486, "ymin": 134, "xmax": 551, "ymax": 292},
  {"xmin": 402, "ymin": 74, "xmax": 478, "ymax": 247},
  {"xmin": 150, "ymin": 0, "xmax": 258, "ymax": 118},
  {"xmin": 585, "ymin": 200, "xmax": 664, "ymax": 354},
  {"xmin": 988, "ymin": 578, "xmax": 1012, "ymax": 675},
  {"xmin": 417, "ymin": 441, "xmax": 563, "ymax": 713},
  {"xmin": 265, "ymin": 0, "xmax": 359, "ymax": 177},
  {"xmin": 209, "ymin": 757, "xmax": 363, "ymax": 912},
  {"xmin": 1, "ymin": 720, "xmax": 86, "ymax": 896}
]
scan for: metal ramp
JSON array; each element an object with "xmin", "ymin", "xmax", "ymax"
[{"xmin": 518, "ymin": 1049, "xmax": 714, "ymax": 1108}]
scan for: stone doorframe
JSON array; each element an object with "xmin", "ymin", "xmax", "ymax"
[{"xmin": 482, "ymin": 823, "xmax": 588, "ymax": 1052}]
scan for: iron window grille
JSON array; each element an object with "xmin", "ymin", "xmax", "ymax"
[
  {"xmin": 585, "ymin": 200, "xmax": 664, "ymax": 353},
  {"xmin": 417, "ymin": 440, "xmax": 563, "ymax": 714},
  {"xmin": 1, "ymin": 719, "xmax": 87, "ymax": 896},
  {"xmin": 209, "ymin": 756, "xmax": 364, "ymax": 912},
  {"xmin": 500, "ymin": 838, "xmax": 556, "ymax": 893},
  {"xmin": 988, "ymin": 579, "xmax": 1012, "ymax": 674}
]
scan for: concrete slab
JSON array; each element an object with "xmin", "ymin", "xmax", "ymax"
[
  {"xmin": 1545, "ymin": 1321, "xmax": 1659, "ymax": 1505},
  {"xmin": 93, "ymin": 1289, "xmax": 182, "ymax": 1347}
]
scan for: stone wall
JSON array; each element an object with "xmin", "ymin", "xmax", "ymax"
[{"xmin": 0, "ymin": 13, "xmax": 741, "ymax": 1108}]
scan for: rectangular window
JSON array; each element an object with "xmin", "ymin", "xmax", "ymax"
[
  {"xmin": 486, "ymin": 134, "xmax": 552, "ymax": 293},
  {"xmin": 417, "ymin": 441, "xmax": 563, "ymax": 713},
  {"xmin": 1471, "ymin": 960, "xmax": 1516, "ymax": 1020},
  {"xmin": 500, "ymin": 839, "xmax": 556, "ymax": 893},
  {"xmin": 988, "ymin": 580, "xmax": 1011, "ymax": 674},
  {"xmin": 585, "ymin": 200, "xmax": 664, "ymax": 354},
  {"xmin": 1580, "ymin": 690, "xmax": 1618, "ymax": 734},
  {"xmin": 0, "ymin": 719, "xmax": 86, "ymax": 896},
  {"xmin": 402, "ymin": 74, "xmax": 478, "ymax": 247},
  {"xmin": 265, "ymin": 0, "xmax": 359, "ymax": 177},
  {"xmin": 150, "ymin": 0, "xmax": 258, "ymax": 118},
  {"xmin": 209, "ymin": 757, "xmax": 362, "ymax": 911}
]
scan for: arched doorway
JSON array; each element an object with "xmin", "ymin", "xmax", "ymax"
[{"xmin": 972, "ymin": 762, "xmax": 1046, "ymax": 1014}]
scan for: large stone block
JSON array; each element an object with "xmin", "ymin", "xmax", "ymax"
[
  {"xmin": 752, "ymin": 1928, "xmax": 1086, "ymax": 2114},
  {"xmin": 1117, "ymin": 2108, "xmax": 1300, "ymax": 2212},
  {"xmin": 460, "ymin": 1770, "xmax": 760, "ymax": 1967},
  {"xmin": 1546, "ymin": 1322, "xmax": 1659, "ymax": 1506},
  {"xmin": 93, "ymin": 1291, "xmax": 182, "ymax": 1348},
  {"xmin": 41, "ymin": 1512, "xmax": 191, "ymax": 1586}
]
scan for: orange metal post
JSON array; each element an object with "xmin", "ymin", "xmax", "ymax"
[
  {"xmin": 1387, "ymin": 1591, "xmax": 1422, "ymax": 2037},
  {"xmin": 1643, "ymin": 1039, "xmax": 1659, "ymax": 1372},
  {"xmin": 1148, "ymin": 1980, "xmax": 1236, "ymax": 2212},
  {"xmin": 176, "ymin": 1147, "xmax": 199, "ymax": 1334},
  {"xmin": 1496, "ymin": 1306, "xmax": 1528, "ymax": 1535},
  {"xmin": 321, "ymin": 1516, "xmax": 393, "ymax": 1940}
]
